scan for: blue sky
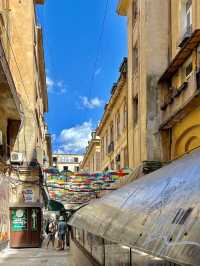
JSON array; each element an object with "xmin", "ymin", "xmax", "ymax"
[{"xmin": 37, "ymin": 1, "xmax": 127, "ymax": 154}]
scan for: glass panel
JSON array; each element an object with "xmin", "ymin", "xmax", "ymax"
[
  {"xmin": 91, "ymin": 234, "xmax": 104, "ymax": 264},
  {"xmin": 84, "ymin": 231, "xmax": 93, "ymax": 254},
  {"xmin": 76, "ymin": 228, "xmax": 84, "ymax": 246},
  {"xmin": 105, "ymin": 240, "xmax": 130, "ymax": 266}
]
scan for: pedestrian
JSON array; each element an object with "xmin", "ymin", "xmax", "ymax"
[
  {"xmin": 57, "ymin": 216, "xmax": 67, "ymax": 250},
  {"xmin": 46, "ymin": 218, "xmax": 56, "ymax": 249}
]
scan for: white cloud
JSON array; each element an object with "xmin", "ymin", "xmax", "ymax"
[
  {"xmin": 94, "ymin": 67, "xmax": 102, "ymax": 77},
  {"xmin": 46, "ymin": 76, "xmax": 67, "ymax": 95},
  {"xmin": 80, "ymin": 96, "xmax": 103, "ymax": 109},
  {"xmin": 51, "ymin": 134, "xmax": 56, "ymax": 143},
  {"xmin": 56, "ymin": 121, "xmax": 93, "ymax": 154},
  {"xmin": 46, "ymin": 76, "xmax": 54, "ymax": 92}
]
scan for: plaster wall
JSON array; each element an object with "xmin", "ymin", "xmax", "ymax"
[
  {"xmin": 7, "ymin": 0, "xmax": 47, "ymax": 165},
  {"xmin": 126, "ymin": 0, "xmax": 169, "ymax": 167},
  {"xmin": 99, "ymin": 81, "xmax": 127, "ymax": 171}
]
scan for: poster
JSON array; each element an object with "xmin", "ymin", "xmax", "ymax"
[
  {"xmin": 0, "ymin": 175, "xmax": 9, "ymax": 243},
  {"xmin": 22, "ymin": 188, "xmax": 34, "ymax": 203},
  {"xmin": 12, "ymin": 209, "xmax": 27, "ymax": 231}
]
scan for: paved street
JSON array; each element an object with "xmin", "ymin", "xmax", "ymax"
[{"xmin": 0, "ymin": 247, "xmax": 74, "ymax": 266}]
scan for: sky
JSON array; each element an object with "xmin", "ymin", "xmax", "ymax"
[{"xmin": 37, "ymin": 1, "xmax": 127, "ymax": 154}]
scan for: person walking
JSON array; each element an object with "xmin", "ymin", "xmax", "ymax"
[
  {"xmin": 58, "ymin": 216, "xmax": 67, "ymax": 250},
  {"xmin": 46, "ymin": 219, "xmax": 56, "ymax": 249}
]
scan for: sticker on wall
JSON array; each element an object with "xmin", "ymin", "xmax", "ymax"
[
  {"xmin": 12, "ymin": 209, "xmax": 28, "ymax": 231},
  {"xmin": 31, "ymin": 209, "xmax": 37, "ymax": 231},
  {"xmin": 22, "ymin": 188, "xmax": 34, "ymax": 203}
]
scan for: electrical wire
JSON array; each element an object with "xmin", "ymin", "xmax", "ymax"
[{"xmin": 88, "ymin": 0, "xmax": 110, "ymax": 99}]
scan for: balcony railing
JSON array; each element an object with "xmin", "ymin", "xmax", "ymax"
[{"xmin": 160, "ymin": 71, "xmax": 199, "ymax": 129}]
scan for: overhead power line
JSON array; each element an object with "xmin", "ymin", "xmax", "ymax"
[{"xmin": 88, "ymin": 0, "xmax": 110, "ymax": 99}]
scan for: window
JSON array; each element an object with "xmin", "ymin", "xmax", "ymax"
[
  {"xmin": 53, "ymin": 157, "xmax": 57, "ymax": 163},
  {"xmin": 74, "ymin": 166, "xmax": 79, "ymax": 172},
  {"xmin": 124, "ymin": 146, "xmax": 129, "ymax": 168},
  {"xmin": 110, "ymin": 122, "xmax": 114, "ymax": 143},
  {"xmin": 123, "ymin": 101, "xmax": 127, "ymax": 129},
  {"xmin": 111, "ymin": 160, "xmax": 114, "ymax": 170},
  {"xmin": 186, "ymin": 0, "xmax": 192, "ymax": 30},
  {"xmin": 133, "ymin": 42, "xmax": 138, "ymax": 72},
  {"xmin": 105, "ymin": 131, "xmax": 108, "ymax": 155},
  {"xmin": 63, "ymin": 166, "xmax": 68, "ymax": 171},
  {"xmin": 185, "ymin": 62, "xmax": 193, "ymax": 78},
  {"xmin": 133, "ymin": 95, "xmax": 138, "ymax": 126},
  {"xmin": 181, "ymin": 0, "xmax": 192, "ymax": 36},
  {"xmin": 101, "ymin": 138, "xmax": 104, "ymax": 161},
  {"xmin": 181, "ymin": 58, "xmax": 193, "ymax": 82},
  {"xmin": 116, "ymin": 112, "xmax": 120, "ymax": 139},
  {"xmin": 74, "ymin": 157, "xmax": 78, "ymax": 163},
  {"xmin": 132, "ymin": 0, "xmax": 138, "ymax": 25}
]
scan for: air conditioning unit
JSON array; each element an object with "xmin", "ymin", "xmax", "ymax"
[{"xmin": 10, "ymin": 152, "xmax": 23, "ymax": 164}]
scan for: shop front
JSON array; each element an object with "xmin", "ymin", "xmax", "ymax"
[{"xmin": 9, "ymin": 203, "xmax": 43, "ymax": 248}]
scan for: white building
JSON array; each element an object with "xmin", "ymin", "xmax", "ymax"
[{"xmin": 52, "ymin": 153, "xmax": 83, "ymax": 172}]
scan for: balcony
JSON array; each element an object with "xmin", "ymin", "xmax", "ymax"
[
  {"xmin": 160, "ymin": 71, "xmax": 200, "ymax": 129},
  {"xmin": 108, "ymin": 141, "xmax": 114, "ymax": 154},
  {"xmin": 159, "ymin": 29, "xmax": 200, "ymax": 82}
]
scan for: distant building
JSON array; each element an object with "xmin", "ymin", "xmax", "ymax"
[
  {"xmin": 96, "ymin": 58, "xmax": 128, "ymax": 171},
  {"xmin": 53, "ymin": 153, "xmax": 83, "ymax": 172},
  {"xmin": 80, "ymin": 132, "xmax": 101, "ymax": 173}
]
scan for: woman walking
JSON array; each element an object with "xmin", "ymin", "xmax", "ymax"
[{"xmin": 46, "ymin": 219, "xmax": 56, "ymax": 249}]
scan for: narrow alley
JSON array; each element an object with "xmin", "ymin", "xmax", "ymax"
[{"xmin": 0, "ymin": 247, "xmax": 73, "ymax": 266}]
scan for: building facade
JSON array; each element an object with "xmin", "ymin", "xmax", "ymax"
[
  {"xmin": 0, "ymin": 1, "xmax": 23, "ymax": 248},
  {"xmin": 80, "ymin": 132, "xmax": 101, "ymax": 173},
  {"xmin": 0, "ymin": 0, "xmax": 49, "ymax": 248},
  {"xmin": 53, "ymin": 154, "xmax": 83, "ymax": 172},
  {"xmin": 159, "ymin": 0, "xmax": 200, "ymax": 161},
  {"xmin": 96, "ymin": 58, "xmax": 128, "ymax": 171},
  {"xmin": 117, "ymin": 0, "xmax": 169, "ymax": 168},
  {"xmin": 118, "ymin": 0, "xmax": 200, "ymax": 167}
]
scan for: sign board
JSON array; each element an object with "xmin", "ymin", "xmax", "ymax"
[{"xmin": 12, "ymin": 209, "xmax": 27, "ymax": 231}]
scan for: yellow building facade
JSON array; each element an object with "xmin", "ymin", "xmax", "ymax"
[
  {"xmin": 117, "ymin": 0, "xmax": 169, "ymax": 168},
  {"xmin": 118, "ymin": 0, "xmax": 200, "ymax": 164},
  {"xmin": 0, "ymin": 0, "xmax": 49, "ymax": 247},
  {"xmin": 80, "ymin": 132, "xmax": 101, "ymax": 173},
  {"xmin": 96, "ymin": 58, "xmax": 128, "ymax": 171},
  {"xmin": 159, "ymin": 0, "xmax": 200, "ymax": 161}
]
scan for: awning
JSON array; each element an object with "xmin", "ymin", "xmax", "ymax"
[
  {"xmin": 69, "ymin": 149, "xmax": 200, "ymax": 266},
  {"xmin": 47, "ymin": 199, "xmax": 65, "ymax": 212}
]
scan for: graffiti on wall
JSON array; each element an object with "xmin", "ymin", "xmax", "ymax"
[{"xmin": 0, "ymin": 174, "xmax": 9, "ymax": 243}]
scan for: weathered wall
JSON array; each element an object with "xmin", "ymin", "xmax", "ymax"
[
  {"xmin": 126, "ymin": 0, "xmax": 169, "ymax": 167},
  {"xmin": 8, "ymin": 0, "xmax": 47, "ymax": 165},
  {"xmin": 98, "ymin": 81, "xmax": 128, "ymax": 171}
]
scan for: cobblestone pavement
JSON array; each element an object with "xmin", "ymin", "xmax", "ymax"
[{"xmin": 0, "ymin": 246, "xmax": 74, "ymax": 266}]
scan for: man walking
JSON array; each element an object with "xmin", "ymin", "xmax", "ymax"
[{"xmin": 58, "ymin": 216, "xmax": 67, "ymax": 250}]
